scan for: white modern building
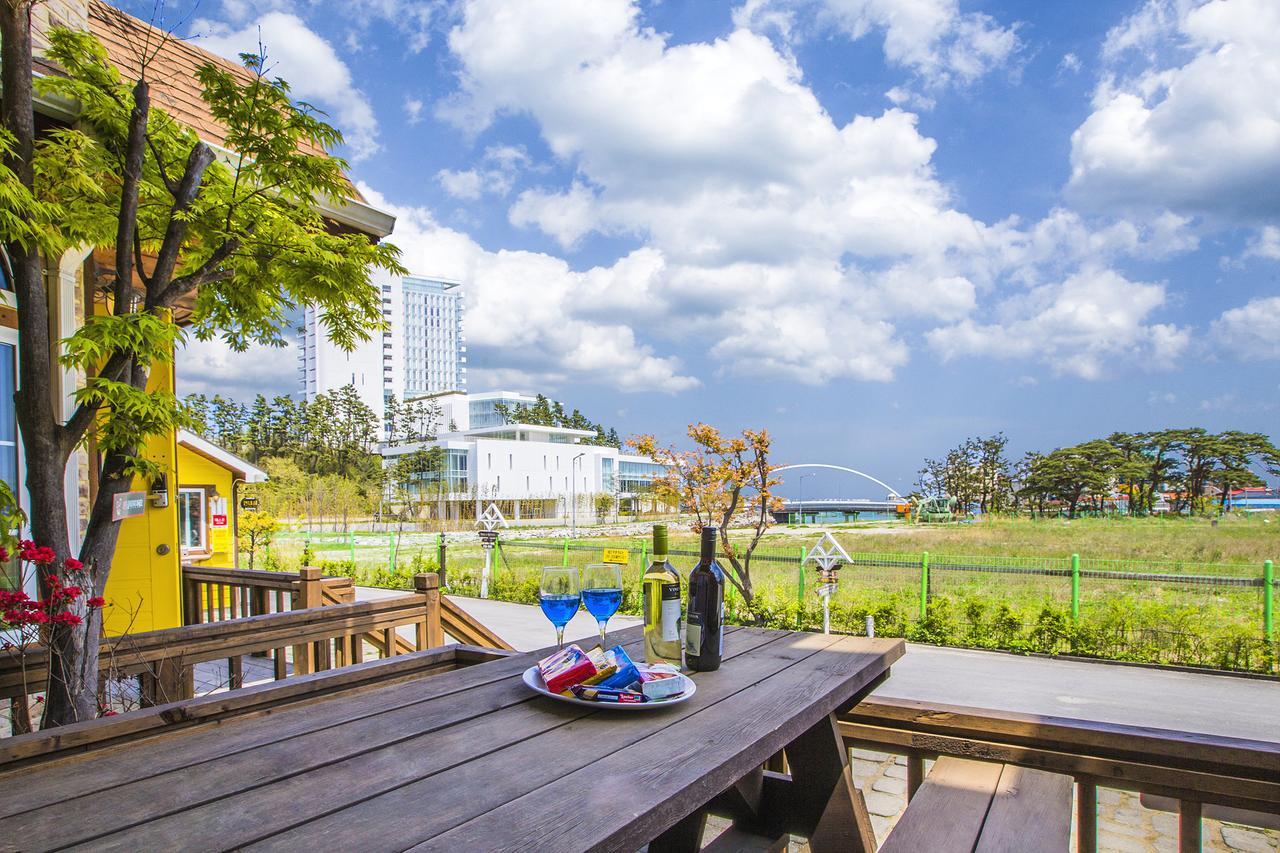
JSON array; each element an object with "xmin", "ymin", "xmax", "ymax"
[
  {"xmin": 297, "ymin": 305, "xmax": 384, "ymax": 415},
  {"xmin": 381, "ymin": 391, "xmax": 666, "ymax": 524},
  {"xmin": 298, "ymin": 273, "xmax": 466, "ymax": 420},
  {"xmin": 381, "ymin": 275, "xmax": 466, "ymax": 402}
]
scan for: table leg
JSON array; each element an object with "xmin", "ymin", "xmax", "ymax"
[
  {"xmin": 783, "ymin": 713, "xmax": 877, "ymax": 853},
  {"xmin": 648, "ymin": 808, "xmax": 707, "ymax": 853}
]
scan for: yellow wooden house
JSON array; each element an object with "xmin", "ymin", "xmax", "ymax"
[{"xmin": 6, "ymin": 1, "xmax": 394, "ymax": 635}]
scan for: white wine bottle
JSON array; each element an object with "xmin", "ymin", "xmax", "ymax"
[{"xmin": 642, "ymin": 524, "xmax": 684, "ymax": 668}]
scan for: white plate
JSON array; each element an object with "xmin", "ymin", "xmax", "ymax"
[{"xmin": 521, "ymin": 666, "xmax": 696, "ymax": 710}]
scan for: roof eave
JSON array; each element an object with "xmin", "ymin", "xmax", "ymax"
[{"xmin": 316, "ymin": 195, "xmax": 396, "ymax": 240}]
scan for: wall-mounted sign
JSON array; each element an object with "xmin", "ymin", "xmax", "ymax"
[
  {"xmin": 211, "ymin": 527, "xmax": 232, "ymax": 554},
  {"xmin": 602, "ymin": 548, "xmax": 630, "ymax": 565},
  {"xmin": 111, "ymin": 491, "xmax": 147, "ymax": 522},
  {"xmin": 212, "ymin": 514, "xmax": 228, "ymax": 528},
  {"xmin": 240, "ymin": 496, "xmax": 259, "ymax": 511}
]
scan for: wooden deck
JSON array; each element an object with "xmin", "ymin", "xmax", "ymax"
[{"xmin": 0, "ymin": 626, "xmax": 904, "ymax": 852}]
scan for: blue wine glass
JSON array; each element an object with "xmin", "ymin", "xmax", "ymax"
[
  {"xmin": 581, "ymin": 562, "xmax": 623, "ymax": 649},
  {"xmin": 539, "ymin": 565, "xmax": 581, "ymax": 649}
]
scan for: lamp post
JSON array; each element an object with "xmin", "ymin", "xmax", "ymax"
[
  {"xmin": 571, "ymin": 452, "xmax": 586, "ymax": 536},
  {"xmin": 797, "ymin": 472, "xmax": 816, "ymax": 526}
]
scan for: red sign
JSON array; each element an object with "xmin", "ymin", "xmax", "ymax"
[{"xmin": 212, "ymin": 514, "xmax": 228, "ymax": 528}]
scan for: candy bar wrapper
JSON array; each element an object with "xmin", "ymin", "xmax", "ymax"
[
  {"xmin": 570, "ymin": 685, "xmax": 647, "ymax": 704},
  {"xmin": 597, "ymin": 645, "xmax": 642, "ymax": 690},
  {"xmin": 537, "ymin": 644, "xmax": 596, "ymax": 694},
  {"xmin": 639, "ymin": 663, "xmax": 681, "ymax": 681}
]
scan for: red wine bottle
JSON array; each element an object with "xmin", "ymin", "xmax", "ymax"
[{"xmin": 686, "ymin": 525, "xmax": 724, "ymax": 672}]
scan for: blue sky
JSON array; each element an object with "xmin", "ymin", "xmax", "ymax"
[{"xmin": 143, "ymin": 0, "xmax": 1280, "ymax": 497}]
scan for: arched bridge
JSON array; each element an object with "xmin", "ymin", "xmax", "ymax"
[{"xmin": 773, "ymin": 463, "xmax": 906, "ymax": 522}]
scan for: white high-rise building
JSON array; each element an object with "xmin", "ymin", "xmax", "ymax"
[
  {"xmin": 296, "ymin": 305, "xmax": 383, "ymax": 414},
  {"xmin": 382, "ymin": 275, "xmax": 466, "ymax": 402},
  {"xmin": 298, "ymin": 273, "xmax": 467, "ymax": 419}
]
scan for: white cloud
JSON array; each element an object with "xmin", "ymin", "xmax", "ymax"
[
  {"xmin": 1059, "ymin": 52, "xmax": 1082, "ymax": 74},
  {"xmin": 509, "ymin": 182, "xmax": 600, "ymax": 249},
  {"xmin": 404, "ymin": 97, "xmax": 424, "ymax": 125},
  {"xmin": 360, "ymin": 184, "xmax": 699, "ymax": 393},
  {"xmin": 209, "ymin": 0, "xmax": 443, "ymax": 55},
  {"xmin": 438, "ymin": 145, "xmax": 532, "ymax": 201},
  {"xmin": 1068, "ymin": 0, "xmax": 1280, "ymax": 220},
  {"xmin": 195, "ymin": 12, "xmax": 381, "ymax": 159},
  {"xmin": 926, "ymin": 267, "xmax": 1189, "ymax": 379},
  {"xmin": 1244, "ymin": 226, "xmax": 1280, "ymax": 261},
  {"xmin": 176, "ymin": 338, "xmax": 299, "ymax": 398},
  {"xmin": 426, "ymin": 0, "xmax": 1201, "ymax": 385},
  {"xmin": 737, "ymin": 0, "xmax": 1021, "ymax": 91},
  {"xmin": 1210, "ymin": 296, "xmax": 1280, "ymax": 359}
]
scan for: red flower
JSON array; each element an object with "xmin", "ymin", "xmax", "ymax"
[
  {"xmin": 100, "ymin": 709, "xmax": 118, "ymax": 717},
  {"xmin": 87, "ymin": 596, "xmax": 106, "ymax": 608},
  {"xmin": 63, "ymin": 557, "xmax": 83, "ymax": 571},
  {"xmin": 0, "ymin": 547, "xmax": 8, "ymax": 562},
  {"xmin": 60, "ymin": 585, "xmax": 82, "ymax": 599},
  {"xmin": 52, "ymin": 612, "xmax": 82, "ymax": 626}
]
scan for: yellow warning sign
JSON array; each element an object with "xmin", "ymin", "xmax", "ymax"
[{"xmin": 602, "ymin": 548, "xmax": 630, "ymax": 565}]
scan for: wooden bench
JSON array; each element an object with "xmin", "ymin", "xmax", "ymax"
[{"xmin": 879, "ymin": 757, "xmax": 1072, "ymax": 853}]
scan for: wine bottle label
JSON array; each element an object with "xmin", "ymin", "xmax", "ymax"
[
  {"xmin": 660, "ymin": 582, "xmax": 680, "ymax": 642},
  {"xmin": 718, "ymin": 598, "xmax": 724, "ymax": 655},
  {"xmin": 685, "ymin": 618, "xmax": 701, "ymax": 654}
]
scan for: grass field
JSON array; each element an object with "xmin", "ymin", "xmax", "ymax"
[{"xmin": 254, "ymin": 514, "xmax": 1279, "ymax": 673}]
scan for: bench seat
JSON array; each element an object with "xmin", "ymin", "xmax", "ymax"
[{"xmin": 879, "ymin": 757, "xmax": 1072, "ymax": 853}]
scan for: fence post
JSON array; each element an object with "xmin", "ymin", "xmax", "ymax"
[
  {"xmin": 562, "ymin": 539, "xmax": 570, "ymax": 568},
  {"xmin": 437, "ymin": 533, "xmax": 448, "ymax": 587},
  {"xmin": 919, "ymin": 551, "xmax": 930, "ymax": 620},
  {"xmin": 348, "ymin": 532, "xmax": 356, "ymax": 563},
  {"xmin": 1265, "ymin": 560, "xmax": 1274, "ymax": 641},
  {"xmin": 415, "ymin": 572, "xmax": 444, "ymax": 650},
  {"xmin": 1071, "ymin": 553, "xmax": 1081, "ymax": 621},
  {"xmin": 797, "ymin": 548, "xmax": 805, "ymax": 606},
  {"xmin": 293, "ymin": 566, "xmax": 323, "ymax": 675}
]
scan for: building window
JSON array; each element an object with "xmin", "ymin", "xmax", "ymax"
[
  {"xmin": 178, "ymin": 488, "xmax": 207, "ymax": 553},
  {"xmin": 0, "ymin": 343, "xmax": 16, "ymax": 590}
]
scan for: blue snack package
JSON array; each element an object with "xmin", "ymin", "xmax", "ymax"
[{"xmin": 598, "ymin": 645, "xmax": 641, "ymax": 690}]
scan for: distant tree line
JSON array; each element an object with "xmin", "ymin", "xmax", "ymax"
[
  {"xmin": 917, "ymin": 429, "xmax": 1280, "ymax": 517},
  {"xmin": 493, "ymin": 394, "xmax": 621, "ymax": 447}
]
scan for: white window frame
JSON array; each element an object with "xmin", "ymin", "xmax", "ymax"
[{"xmin": 178, "ymin": 487, "xmax": 209, "ymax": 556}]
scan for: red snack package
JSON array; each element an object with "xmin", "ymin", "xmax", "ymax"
[{"xmin": 537, "ymin": 644, "xmax": 597, "ymax": 694}]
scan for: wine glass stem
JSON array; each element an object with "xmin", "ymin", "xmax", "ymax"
[
  {"xmin": 598, "ymin": 620, "xmax": 608, "ymax": 648},
  {"xmin": 556, "ymin": 626, "xmax": 565, "ymax": 649}
]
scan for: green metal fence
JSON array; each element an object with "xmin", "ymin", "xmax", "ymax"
[{"xmin": 253, "ymin": 530, "xmax": 1277, "ymax": 671}]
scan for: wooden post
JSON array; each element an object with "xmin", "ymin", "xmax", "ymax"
[
  {"xmin": 415, "ymin": 572, "xmax": 444, "ymax": 650},
  {"xmin": 906, "ymin": 752, "xmax": 924, "ymax": 801},
  {"xmin": 1178, "ymin": 800, "xmax": 1201, "ymax": 853},
  {"xmin": 1077, "ymin": 780, "xmax": 1097, "ymax": 853},
  {"xmin": 181, "ymin": 577, "xmax": 199, "ymax": 625},
  {"xmin": 292, "ymin": 567, "xmax": 323, "ymax": 675}
]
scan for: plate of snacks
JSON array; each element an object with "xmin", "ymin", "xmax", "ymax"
[{"xmin": 523, "ymin": 644, "xmax": 695, "ymax": 710}]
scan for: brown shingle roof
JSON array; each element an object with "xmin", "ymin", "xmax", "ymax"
[{"xmin": 84, "ymin": 0, "xmax": 366, "ymax": 203}]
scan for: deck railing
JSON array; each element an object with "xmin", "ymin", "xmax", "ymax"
[
  {"xmin": 840, "ymin": 697, "xmax": 1280, "ymax": 852},
  {"xmin": 1, "ymin": 573, "xmax": 446, "ymax": 708},
  {"xmin": 181, "ymin": 564, "xmax": 513, "ymax": 651}
]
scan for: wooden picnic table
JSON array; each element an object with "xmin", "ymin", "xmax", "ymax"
[{"xmin": 0, "ymin": 625, "xmax": 902, "ymax": 852}]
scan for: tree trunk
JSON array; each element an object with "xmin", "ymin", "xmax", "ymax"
[{"xmin": 1, "ymin": 0, "xmax": 90, "ymax": 727}]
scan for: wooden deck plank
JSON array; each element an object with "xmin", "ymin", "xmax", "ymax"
[
  {"xmin": 47, "ymin": 631, "xmax": 781, "ymax": 851},
  {"xmin": 974, "ymin": 764, "xmax": 1073, "ymax": 853},
  {"xmin": 878, "ymin": 756, "xmax": 1003, "ymax": 853},
  {"xmin": 0, "ymin": 629, "xmax": 655, "ymax": 821},
  {"xmin": 414, "ymin": 636, "xmax": 901, "ymax": 853}
]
